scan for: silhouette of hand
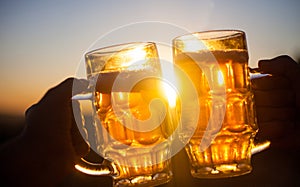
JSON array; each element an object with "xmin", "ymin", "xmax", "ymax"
[
  {"xmin": 1, "ymin": 78, "xmax": 89, "ymax": 187},
  {"xmin": 252, "ymin": 55, "xmax": 300, "ymax": 148}
]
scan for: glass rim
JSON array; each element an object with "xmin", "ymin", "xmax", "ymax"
[
  {"xmin": 173, "ymin": 29, "xmax": 245, "ymax": 42},
  {"xmin": 85, "ymin": 42, "xmax": 156, "ymax": 57}
]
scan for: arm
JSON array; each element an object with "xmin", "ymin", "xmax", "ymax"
[
  {"xmin": 252, "ymin": 55, "xmax": 300, "ymax": 148},
  {"xmin": 0, "ymin": 78, "xmax": 89, "ymax": 187}
]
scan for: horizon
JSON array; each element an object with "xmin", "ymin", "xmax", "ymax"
[{"xmin": 1, "ymin": 0, "xmax": 300, "ymax": 116}]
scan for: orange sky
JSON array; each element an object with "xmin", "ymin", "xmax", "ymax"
[{"xmin": 1, "ymin": 0, "xmax": 299, "ymax": 115}]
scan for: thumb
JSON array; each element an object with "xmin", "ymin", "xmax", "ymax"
[
  {"xmin": 25, "ymin": 78, "xmax": 89, "ymax": 132},
  {"xmin": 259, "ymin": 55, "xmax": 300, "ymax": 119},
  {"xmin": 258, "ymin": 55, "xmax": 300, "ymax": 88}
]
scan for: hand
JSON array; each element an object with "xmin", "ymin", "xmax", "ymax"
[
  {"xmin": 251, "ymin": 55, "xmax": 300, "ymax": 148},
  {"xmin": 0, "ymin": 78, "xmax": 89, "ymax": 187}
]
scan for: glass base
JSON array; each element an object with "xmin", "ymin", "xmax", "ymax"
[
  {"xmin": 114, "ymin": 172, "xmax": 172, "ymax": 187},
  {"xmin": 190, "ymin": 163, "xmax": 252, "ymax": 178}
]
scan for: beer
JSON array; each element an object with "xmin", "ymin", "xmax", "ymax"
[
  {"xmin": 79, "ymin": 42, "xmax": 177, "ymax": 186},
  {"xmin": 174, "ymin": 50, "xmax": 258, "ymax": 177},
  {"xmin": 91, "ymin": 69, "xmax": 178, "ymax": 182}
]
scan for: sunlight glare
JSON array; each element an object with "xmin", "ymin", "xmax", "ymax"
[
  {"xmin": 162, "ymin": 81, "xmax": 177, "ymax": 108},
  {"xmin": 75, "ymin": 164, "xmax": 111, "ymax": 175},
  {"xmin": 217, "ymin": 70, "xmax": 225, "ymax": 86},
  {"xmin": 127, "ymin": 47, "xmax": 147, "ymax": 61},
  {"xmin": 182, "ymin": 34, "xmax": 206, "ymax": 52},
  {"xmin": 159, "ymin": 45, "xmax": 178, "ymax": 108},
  {"xmin": 125, "ymin": 47, "xmax": 148, "ymax": 70}
]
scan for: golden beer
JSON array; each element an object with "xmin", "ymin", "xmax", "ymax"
[
  {"xmin": 174, "ymin": 50, "xmax": 258, "ymax": 177},
  {"xmin": 173, "ymin": 30, "xmax": 259, "ymax": 178},
  {"xmin": 92, "ymin": 70, "xmax": 177, "ymax": 183},
  {"xmin": 84, "ymin": 42, "xmax": 178, "ymax": 186}
]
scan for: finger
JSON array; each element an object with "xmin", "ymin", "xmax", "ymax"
[
  {"xmin": 72, "ymin": 78, "xmax": 89, "ymax": 96},
  {"xmin": 25, "ymin": 104, "xmax": 38, "ymax": 118},
  {"xmin": 256, "ymin": 107, "xmax": 296, "ymax": 123},
  {"xmin": 251, "ymin": 75, "xmax": 291, "ymax": 90},
  {"xmin": 71, "ymin": 100, "xmax": 89, "ymax": 158},
  {"xmin": 39, "ymin": 78, "xmax": 89, "ymax": 107},
  {"xmin": 254, "ymin": 90, "xmax": 295, "ymax": 107},
  {"xmin": 258, "ymin": 55, "xmax": 300, "ymax": 88},
  {"xmin": 25, "ymin": 78, "xmax": 76, "ymax": 125},
  {"xmin": 71, "ymin": 122, "xmax": 89, "ymax": 158},
  {"xmin": 27, "ymin": 78, "xmax": 88, "ymax": 116},
  {"xmin": 25, "ymin": 78, "xmax": 88, "ymax": 131},
  {"xmin": 257, "ymin": 121, "xmax": 295, "ymax": 141},
  {"xmin": 258, "ymin": 55, "xmax": 300, "ymax": 119}
]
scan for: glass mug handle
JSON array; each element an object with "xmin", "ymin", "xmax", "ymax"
[
  {"xmin": 249, "ymin": 67, "xmax": 270, "ymax": 79},
  {"xmin": 72, "ymin": 93, "xmax": 116, "ymax": 176},
  {"xmin": 251, "ymin": 140, "xmax": 271, "ymax": 155},
  {"xmin": 249, "ymin": 67, "xmax": 271, "ymax": 155}
]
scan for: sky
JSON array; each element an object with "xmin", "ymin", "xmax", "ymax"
[{"xmin": 0, "ymin": 0, "xmax": 300, "ymax": 115}]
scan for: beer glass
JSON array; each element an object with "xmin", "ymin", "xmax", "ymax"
[
  {"xmin": 73, "ymin": 42, "xmax": 178, "ymax": 186},
  {"xmin": 172, "ymin": 30, "xmax": 270, "ymax": 178}
]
